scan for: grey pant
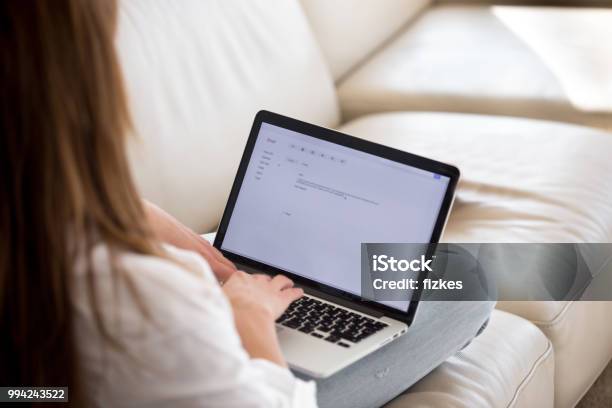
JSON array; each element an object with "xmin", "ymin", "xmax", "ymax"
[{"xmin": 296, "ymin": 301, "xmax": 495, "ymax": 408}]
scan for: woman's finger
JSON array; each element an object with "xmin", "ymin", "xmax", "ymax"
[
  {"xmin": 281, "ymin": 287, "xmax": 304, "ymax": 305},
  {"xmin": 253, "ymin": 274, "xmax": 272, "ymax": 281},
  {"xmin": 270, "ymin": 274, "xmax": 294, "ymax": 290}
]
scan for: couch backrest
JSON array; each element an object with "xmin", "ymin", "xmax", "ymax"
[
  {"xmin": 117, "ymin": 0, "xmax": 339, "ymax": 232},
  {"xmin": 300, "ymin": 0, "xmax": 431, "ymax": 81}
]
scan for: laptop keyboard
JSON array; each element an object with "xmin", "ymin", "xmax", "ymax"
[{"xmin": 276, "ymin": 295, "xmax": 389, "ymax": 348}]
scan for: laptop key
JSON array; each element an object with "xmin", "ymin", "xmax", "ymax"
[
  {"xmin": 325, "ymin": 335, "xmax": 340, "ymax": 343},
  {"xmin": 330, "ymin": 330, "xmax": 344, "ymax": 338},
  {"xmin": 362, "ymin": 326, "xmax": 376, "ymax": 334},
  {"xmin": 284, "ymin": 320, "xmax": 301, "ymax": 329},
  {"xmin": 299, "ymin": 325, "xmax": 314, "ymax": 334}
]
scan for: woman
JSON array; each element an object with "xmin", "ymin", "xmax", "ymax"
[{"xmin": 0, "ymin": 1, "xmax": 316, "ymax": 406}]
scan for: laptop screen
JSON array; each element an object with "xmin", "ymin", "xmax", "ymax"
[{"xmin": 220, "ymin": 122, "xmax": 451, "ymax": 311}]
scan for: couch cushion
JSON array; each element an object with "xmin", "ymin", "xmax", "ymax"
[
  {"xmin": 498, "ymin": 301, "xmax": 612, "ymax": 407},
  {"xmin": 386, "ymin": 310, "xmax": 554, "ymax": 408},
  {"xmin": 338, "ymin": 4, "xmax": 612, "ymax": 130},
  {"xmin": 300, "ymin": 0, "xmax": 431, "ymax": 81},
  {"xmin": 117, "ymin": 0, "xmax": 339, "ymax": 232}
]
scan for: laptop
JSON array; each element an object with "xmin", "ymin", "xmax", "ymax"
[{"xmin": 214, "ymin": 110, "xmax": 459, "ymax": 378}]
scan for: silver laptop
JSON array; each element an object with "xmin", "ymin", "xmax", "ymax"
[{"xmin": 214, "ymin": 110, "xmax": 459, "ymax": 378}]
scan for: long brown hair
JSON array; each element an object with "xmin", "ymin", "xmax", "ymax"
[{"xmin": 0, "ymin": 0, "xmax": 158, "ymax": 403}]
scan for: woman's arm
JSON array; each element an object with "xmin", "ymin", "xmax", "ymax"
[
  {"xmin": 143, "ymin": 201, "xmax": 303, "ymax": 366},
  {"xmin": 143, "ymin": 200, "xmax": 236, "ymax": 281}
]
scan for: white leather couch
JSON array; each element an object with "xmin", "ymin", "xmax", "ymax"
[{"xmin": 117, "ymin": 0, "xmax": 612, "ymax": 406}]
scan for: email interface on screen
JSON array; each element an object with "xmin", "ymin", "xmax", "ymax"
[{"xmin": 221, "ymin": 123, "xmax": 450, "ymax": 311}]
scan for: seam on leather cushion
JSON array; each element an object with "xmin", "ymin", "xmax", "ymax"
[
  {"xmin": 528, "ymin": 301, "xmax": 573, "ymax": 328},
  {"xmin": 507, "ymin": 339, "xmax": 554, "ymax": 408}
]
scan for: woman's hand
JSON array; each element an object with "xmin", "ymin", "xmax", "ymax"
[
  {"xmin": 223, "ymin": 272, "xmax": 303, "ymax": 320},
  {"xmin": 222, "ymin": 271, "xmax": 303, "ymax": 366},
  {"xmin": 144, "ymin": 201, "xmax": 237, "ymax": 281}
]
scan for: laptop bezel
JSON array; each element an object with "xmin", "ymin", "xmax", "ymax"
[{"xmin": 214, "ymin": 110, "xmax": 459, "ymax": 326}]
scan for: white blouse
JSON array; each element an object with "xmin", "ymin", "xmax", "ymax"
[{"xmin": 72, "ymin": 244, "xmax": 317, "ymax": 407}]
